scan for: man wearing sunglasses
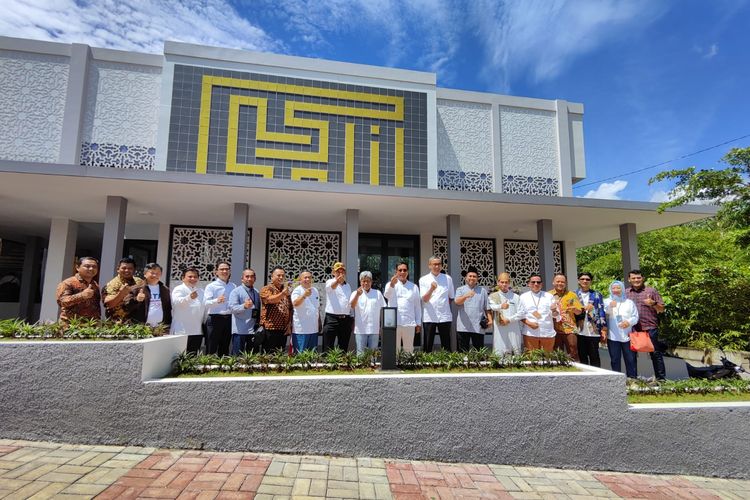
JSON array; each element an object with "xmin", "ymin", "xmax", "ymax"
[
  {"xmin": 517, "ymin": 274, "xmax": 556, "ymax": 352},
  {"xmin": 383, "ymin": 262, "xmax": 421, "ymax": 353}
]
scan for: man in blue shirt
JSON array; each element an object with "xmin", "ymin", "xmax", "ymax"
[{"xmin": 228, "ymin": 268, "xmax": 261, "ymax": 355}]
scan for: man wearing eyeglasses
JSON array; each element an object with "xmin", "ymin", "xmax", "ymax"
[
  {"xmin": 204, "ymin": 261, "xmax": 236, "ymax": 356},
  {"xmin": 517, "ymin": 274, "xmax": 557, "ymax": 352},
  {"xmin": 383, "ymin": 261, "xmax": 421, "ymax": 353}
]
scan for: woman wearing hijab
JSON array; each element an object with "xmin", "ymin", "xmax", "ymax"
[{"xmin": 604, "ymin": 280, "xmax": 639, "ymax": 379}]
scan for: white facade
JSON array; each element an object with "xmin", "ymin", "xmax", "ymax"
[{"xmin": 0, "ymin": 35, "xmax": 714, "ymax": 327}]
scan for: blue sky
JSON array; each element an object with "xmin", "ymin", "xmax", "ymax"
[{"xmin": 2, "ymin": 0, "xmax": 748, "ymax": 201}]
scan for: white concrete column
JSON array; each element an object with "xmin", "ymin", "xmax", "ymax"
[
  {"xmin": 231, "ymin": 203, "xmax": 250, "ymax": 286},
  {"xmin": 446, "ymin": 214, "xmax": 461, "ymax": 352},
  {"xmin": 620, "ymin": 223, "xmax": 639, "ymax": 282},
  {"xmin": 446, "ymin": 215, "xmax": 461, "ymax": 286},
  {"xmin": 564, "ymin": 241, "xmax": 577, "ymax": 283},
  {"xmin": 497, "ymin": 238, "xmax": 506, "ymax": 276},
  {"xmin": 100, "ymin": 196, "xmax": 128, "ymax": 286},
  {"xmin": 555, "ymin": 100, "xmax": 573, "ymax": 197},
  {"xmin": 156, "ymin": 223, "xmax": 171, "ymax": 285},
  {"xmin": 40, "ymin": 219, "xmax": 78, "ymax": 322},
  {"xmin": 59, "ymin": 43, "xmax": 91, "ymax": 165},
  {"xmin": 420, "ymin": 232, "xmax": 433, "ymax": 276},
  {"xmin": 537, "ymin": 219, "xmax": 555, "ymax": 288},
  {"xmin": 250, "ymin": 226, "xmax": 266, "ymax": 285},
  {"xmin": 19, "ymin": 236, "xmax": 43, "ymax": 322},
  {"xmin": 345, "ymin": 209, "xmax": 359, "ymax": 278}
]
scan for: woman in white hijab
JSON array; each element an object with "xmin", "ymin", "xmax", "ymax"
[{"xmin": 604, "ymin": 280, "xmax": 639, "ymax": 378}]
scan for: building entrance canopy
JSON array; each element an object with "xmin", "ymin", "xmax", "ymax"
[{"xmin": 0, "ymin": 162, "xmax": 715, "ymax": 246}]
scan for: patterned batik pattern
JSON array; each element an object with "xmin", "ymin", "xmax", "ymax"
[{"xmin": 432, "ymin": 237, "xmax": 496, "ymax": 288}]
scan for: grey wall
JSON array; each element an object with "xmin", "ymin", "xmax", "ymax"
[{"xmin": 0, "ymin": 338, "xmax": 748, "ymax": 478}]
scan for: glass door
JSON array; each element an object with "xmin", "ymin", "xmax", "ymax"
[{"xmin": 358, "ymin": 234, "xmax": 420, "ymax": 291}]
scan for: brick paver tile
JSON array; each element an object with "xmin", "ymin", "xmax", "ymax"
[
  {"xmin": 60, "ymin": 483, "xmax": 110, "ymax": 496},
  {"xmin": 238, "ymin": 474, "xmax": 263, "ymax": 493},
  {"xmin": 26, "ymin": 481, "xmax": 69, "ymax": 499},
  {"xmin": 83, "ymin": 452, "xmax": 119, "ymax": 467},
  {"xmin": 139, "ymin": 486, "xmax": 184, "ymax": 498},
  {"xmin": 292, "ymin": 477, "xmax": 311, "ymax": 496},
  {"xmin": 220, "ymin": 472, "xmax": 246, "ymax": 491},
  {"xmin": 308, "ymin": 478, "xmax": 327, "ymax": 496},
  {"xmin": 214, "ymin": 492, "xmax": 253, "ymax": 499},
  {"xmin": 3, "ymin": 480, "xmax": 51, "ymax": 499}
]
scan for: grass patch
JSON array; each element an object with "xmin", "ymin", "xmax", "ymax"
[{"xmin": 629, "ymin": 392, "xmax": 750, "ymax": 404}]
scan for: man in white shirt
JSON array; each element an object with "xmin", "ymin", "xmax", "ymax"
[
  {"xmin": 291, "ymin": 270, "xmax": 321, "ymax": 353},
  {"xmin": 322, "ymin": 261, "xmax": 353, "ymax": 352},
  {"xmin": 517, "ymin": 273, "xmax": 557, "ymax": 352},
  {"xmin": 203, "ymin": 261, "xmax": 236, "ymax": 356},
  {"xmin": 383, "ymin": 262, "xmax": 421, "ymax": 353},
  {"xmin": 488, "ymin": 272, "xmax": 522, "ymax": 354},
  {"xmin": 455, "ymin": 267, "xmax": 490, "ymax": 351},
  {"xmin": 350, "ymin": 271, "xmax": 386, "ymax": 354},
  {"xmin": 419, "ymin": 256, "xmax": 455, "ymax": 352},
  {"xmin": 170, "ymin": 267, "xmax": 204, "ymax": 354}
]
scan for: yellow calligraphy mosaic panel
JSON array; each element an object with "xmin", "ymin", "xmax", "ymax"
[{"xmin": 195, "ymin": 75, "xmax": 406, "ymax": 185}]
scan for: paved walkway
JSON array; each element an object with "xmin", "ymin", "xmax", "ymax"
[{"xmin": 1, "ymin": 440, "xmax": 748, "ymax": 499}]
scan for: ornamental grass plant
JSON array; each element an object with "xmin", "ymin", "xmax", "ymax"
[
  {"xmin": 0, "ymin": 318, "xmax": 166, "ymax": 339},
  {"xmin": 172, "ymin": 347, "xmax": 573, "ymax": 376}
]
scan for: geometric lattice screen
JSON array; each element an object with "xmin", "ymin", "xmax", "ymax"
[
  {"xmin": 431, "ymin": 236, "xmax": 497, "ymax": 288},
  {"xmin": 168, "ymin": 225, "xmax": 251, "ymax": 283},
  {"xmin": 503, "ymin": 240, "xmax": 563, "ymax": 289}
]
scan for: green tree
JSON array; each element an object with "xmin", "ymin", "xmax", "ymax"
[
  {"xmin": 577, "ymin": 219, "xmax": 750, "ymax": 351},
  {"xmin": 650, "ymin": 147, "xmax": 750, "ymax": 247}
]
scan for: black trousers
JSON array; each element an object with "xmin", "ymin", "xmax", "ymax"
[
  {"xmin": 577, "ymin": 334, "xmax": 601, "ymax": 367},
  {"xmin": 256, "ymin": 328, "xmax": 287, "ymax": 353},
  {"xmin": 457, "ymin": 331, "xmax": 484, "ymax": 352},
  {"xmin": 206, "ymin": 314, "xmax": 232, "ymax": 356},
  {"xmin": 424, "ymin": 321, "xmax": 452, "ymax": 352},
  {"xmin": 186, "ymin": 334, "xmax": 203, "ymax": 355},
  {"xmin": 322, "ymin": 313, "xmax": 352, "ymax": 352}
]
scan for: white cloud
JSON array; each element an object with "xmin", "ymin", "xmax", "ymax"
[
  {"xmin": 0, "ymin": 0, "xmax": 282, "ymax": 54},
  {"xmin": 694, "ymin": 43, "xmax": 719, "ymax": 59},
  {"xmin": 469, "ymin": 0, "xmax": 666, "ymax": 91},
  {"xmin": 648, "ymin": 190, "xmax": 671, "ymax": 203},
  {"xmin": 582, "ymin": 180, "xmax": 628, "ymax": 200},
  {"xmin": 262, "ymin": 0, "xmax": 462, "ymax": 79}
]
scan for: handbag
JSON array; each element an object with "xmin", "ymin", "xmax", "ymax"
[{"xmin": 629, "ymin": 331, "xmax": 654, "ymax": 352}]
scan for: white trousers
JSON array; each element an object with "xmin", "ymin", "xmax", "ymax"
[
  {"xmin": 493, "ymin": 321, "xmax": 523, "ymax": 354},
  {"xmin": 396, "ymin": 325, "xmax": 416, "ymax": 353}
]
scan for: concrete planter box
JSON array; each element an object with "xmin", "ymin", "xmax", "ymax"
[{"xmin": 1, "ymin": 336, "xmax": 749, "ymax": 478}]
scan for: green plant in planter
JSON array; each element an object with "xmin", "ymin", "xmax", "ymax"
[
  {"xmin": 174, "ymin": 352, "xmax": 198, "ymax": 374},
  {"xmin": 0, "ymin": 318, "xmax": 23, "ymax": 337},
  {"xmin": 294, "ymin": 349, "xmax": 320, "ymax": 370},
  {"xmin": 237, "ymin": 350, "xmax": 259, "ymax": 369},
  {"xmin": 325, "ymin": 347, "xmax": 345, "ymax": 369}
]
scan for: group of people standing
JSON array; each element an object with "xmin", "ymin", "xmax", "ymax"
[{"xmin": 55, "ymin": 255, "xmax": 667, "ymax": 379}]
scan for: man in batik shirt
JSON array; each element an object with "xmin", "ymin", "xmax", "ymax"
[
  {"xmin": 101, "ymin": 257, "xmax": 142, "ymax": 320},
  {"xmin": 549, "ymin": 274, "xmax": 582, "ymax": 361},
  {"xmin": 56, "ymin": 257, "xmax": 102, "ymax": 327}
]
